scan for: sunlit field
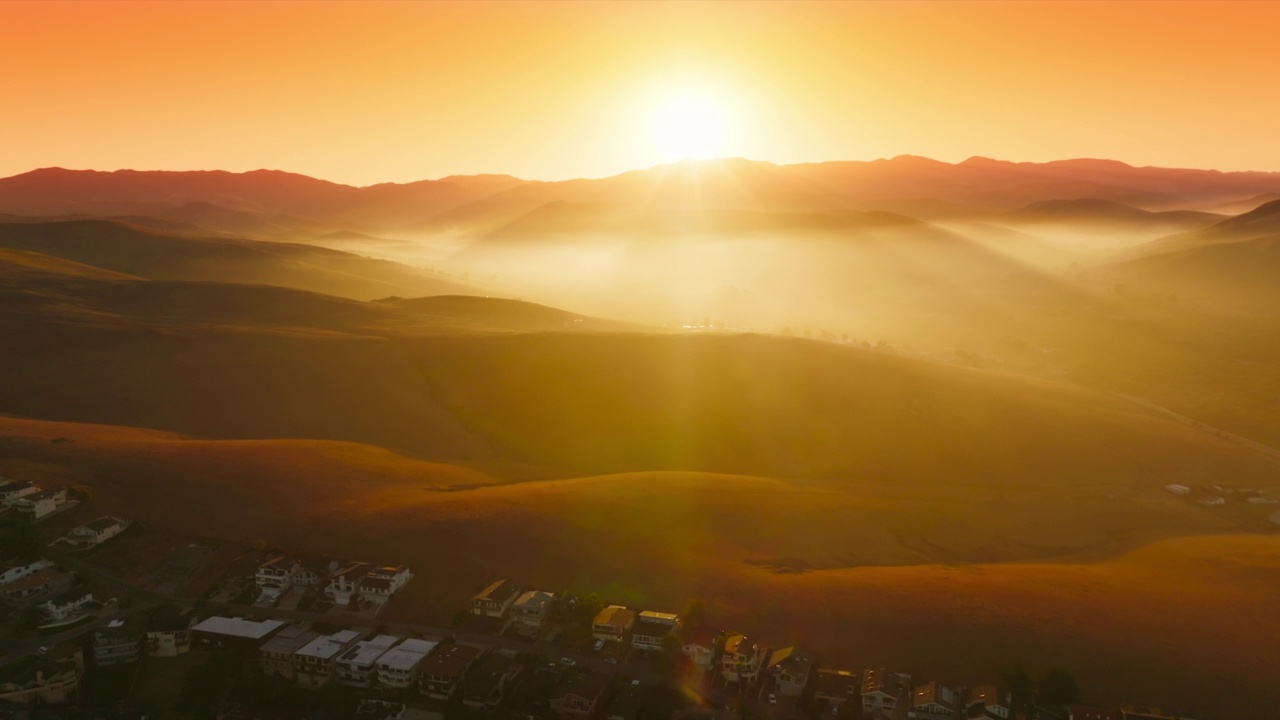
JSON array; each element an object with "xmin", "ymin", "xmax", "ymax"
[{"xmin": 4, "ymin": 2, "xmax": 1280, "ymax": 718}]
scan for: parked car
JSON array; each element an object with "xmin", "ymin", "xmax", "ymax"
[
  {"xmin": 560, "ymin": 657, "xmax": 576, "ymax": 666},
  {"xmin": 605, "ymin": 657, "xmax": 618, "ymax": 664},
  {"xmin": 769, "ymin": 694, "xmax": 777, "ymax": 706},
  {"xmin": 594, "ymin": 639, "xmax": 605, "ymax": 651}
]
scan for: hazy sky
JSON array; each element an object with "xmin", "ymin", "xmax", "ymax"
[{"xmin": 4, "ymin": 0, "xmax": 1280, "ymax": 185}]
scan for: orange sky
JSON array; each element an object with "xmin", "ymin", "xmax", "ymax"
[{"xmin": 3, "ymin": 0, "xmax": 1280, "ymax": 185}]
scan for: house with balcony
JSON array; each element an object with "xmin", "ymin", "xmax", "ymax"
[
  {"xmin": 259, "ymin": 623, "xmax": 318, "ymax": 680},
  {"xmin": 550, "ymin": 670, "xmax": 612, "ymax": 720},
  {"xmin": 64, "ymin": 516, "xmax": 129, "ymax": 549},
  {"xmin": 631, "ymin": 610, "xmax": 680, "ymax": 652},
  {"xmin": 509, "ymin": 589, "xmax": 557, "ymax": 632},
  {"xmin": 861, "ymin": 668, "xmax": 910, "ymax": 720},
  {"xmin": 94, "ymin": 616, "xmax": 144, "ymax": 667},
  {"xmin": 375, "ymin": 638, "xmax": 438, "ymax": 689},
  {"xmin": 912, "ymin": 681, "xmax": 959, "ymax": 720},
  {"xmin": 0, "ymin": 558, "xmax": 55, "ymax": 586},
  {"xmin": 335, "ymin": 634, "xmax": 401, "ymax": 688},
  {"xmin": 592, "ymin": 605, "xmax": 636, "ymax": 644},
  {"xmin": 0, "ymin": 480, "xmax": 38, "ymax": 506},
  {"xmin": 145, "ymin": 605, "xmax": 193, "ymax": 657},
  {"xmin": 471, "ymin": 579, "xmax": 520, "ymax": 617},
  {"xmin": 325, "ymin": 562, "xmax": 373, "ymax": 607},
  {"xmin": 0, "ymin": 568, "xmax": 73, "ymax": 607},
  {"xmin": 720, "ymin": 633, "xmax": 764, "ymax": 683},
  {"xmin": 38, "ymin": 585, "xmax": 94, "ymax": 625},
  {"xmin": 357, "ymin": 565, "xmax": 413, "ymax": 605},
  {"xmin": 966, "ymin": 686, "xmax": 1013, "ymax": 720},
  {"xmin": 293, "ymin": 629, "xmax": 367, "ymax": 689},
  {"xmin": 681, "ymin": 630, "xmax": 718, "ymax": 672},
  {"xmin": 0, "ymin": 656, "xmax": 81, "ymax": 706},
  {"xmin": 420, "ymin": 643, "xmax": 486, "ymax": 699},
  {"xmin": 767, "ymin": 647, "xmax": 814, "ymax": 697},
  {"xmin": 255, "ymin": 556, "xmax": 302, "ymax": 600},
  {"xmin": 13, "ymin": 488, "xmax": 69, "ymax": 522},
  {"xmin": 814, "ymin": 667, "xmax": 862, "ymax": 714}
]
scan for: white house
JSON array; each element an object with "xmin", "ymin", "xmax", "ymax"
[
  {"xmin": 325, "ymin": 562, "xmax": 372, "ymax": 606},
  {"xmin": 509, "ymin": 590, "xmax": 556, "ymax": 631},
  {"xmin": 967, "ymin": 686, "xmax": 1012, "ymax": 720},
  {"xmin": 255, "ymin": 556, "xmax": 301, "ymax": 600},
  {"xmin": 334, "ymin": 634, "xmax": 401, "ymax": 688},
  {"xmin": 357, "ymin": 565, "xmax": 413, "ymax": 605},
  {"xmin": 631, "ymin": 610, "xmax": 680, "ymax": 651},
  {"xmin": 861, "ymin": 668, "xmax": 910, "ymax": 720},
  {"xmin": 65, "ymin": 517, "xmax": 129, "ymax": 549},
  {"xmin": 0, "ymin": 559, "xmax": 55, "ymax": 587},
  {"xmin": 375, "ymin": 638, "xmax": 438, "ymax": 689},
  {"xmin": 38, "ymin": 587, "xmax": 95, "ymax": 625},
  {"xmin": 145, "ymin": 606, "xmax": 193, "ymax": 657},
  {"xmin": 293, "ymin": 629, "xmax": 366, "ymax": 689},
  {"xmin": 592, "ymin": 605, "xmax": 636, "ymax": 644},
  {"xmin": 470, "ymin": 579, "xmax": 520, "ymax": 617},
  {"xmin": 721, "ymin": 634, "xmax": 765, "ymax": 683},
  {"xmin": 13, "ymin": 488, "xmax": 68, "ymax": 521},
  {"xmin": 681, "ymin": 631, "xmax": 717, "ymax": 672},
  {"xmin": 911, "ymin": 681, "xmax": 958, "ymax": 720},
  {"xmin": 0, "ymin": 481, "xmax": 39, "ymax": 506}
]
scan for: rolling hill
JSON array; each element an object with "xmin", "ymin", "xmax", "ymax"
[
  {"xmin": 1, "ymin": 413, "xmax": 1277, "ymax": 716},
  {"xmin": 1094, "ymin": 200, "xmax": 1280, "ymax": 312},
  {"xmin": 0, "ymin": 218, "xmax": 479, "ymax": 301}
]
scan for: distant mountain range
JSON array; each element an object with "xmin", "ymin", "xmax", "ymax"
[{"xmin": 3, "ymin": 157, "xmax": 1279, "ymax": 238}]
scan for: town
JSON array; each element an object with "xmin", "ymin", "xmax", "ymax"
[{"xmin": 0, "ymin": 475, "xmax": 1212, "ymax": 720}]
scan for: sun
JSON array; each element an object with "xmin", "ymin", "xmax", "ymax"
[{"xmin": 651, "ymin": 92, "xmax": 728, "ymax": 161}]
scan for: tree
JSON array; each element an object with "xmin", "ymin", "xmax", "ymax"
[
  {"xmin": 837, "ymin": 698, "xmax": 863, "ymax": 720},
  {"xmin": 681, "ymin": 598, "xmax": 707, "ymax": 633},
  {"xmin": 1037, "ymin": 667, "xmax": 1080, "ymax": 706},
  {"xmin": 176, "ymin": 651, "xmax": 243, "ymax": 719},
  {"xmin": 1000, "ymin": 660, "xmax": 1034, "ymax": 710}
]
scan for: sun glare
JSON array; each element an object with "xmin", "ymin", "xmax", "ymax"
[{"xmin": 651, "ymin": 92, "xmax": 728, "ymax": 161}]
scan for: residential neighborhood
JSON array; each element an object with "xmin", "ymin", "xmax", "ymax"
[{"xmin": 0, "ymin": 473, "xmax": 1221, "ymax": 720}]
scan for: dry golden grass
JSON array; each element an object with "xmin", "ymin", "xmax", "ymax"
[{"xmin": 1, "ymin": 415, "xmax": 1277, "ymax": 714}]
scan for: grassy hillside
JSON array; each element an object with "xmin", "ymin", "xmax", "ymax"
[
  {"xmin": 1, "ymin": 414, "xmax": 1275, "ymax": 716},
  {"xmin": 0, "ymin": 218, "xmax": 478, "ymax": 301}
]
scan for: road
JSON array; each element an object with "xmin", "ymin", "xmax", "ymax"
[{"xmin": 1111, "ymin": 391, "xmax": 1280, "ymax": 465}]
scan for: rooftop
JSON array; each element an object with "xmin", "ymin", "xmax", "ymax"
[
  {"xmin": 913, "ymin": 681, "xmax": 955, "ymax": 709},
  {"xmin": 593, "ymin": 605, "xmax": 636, "ymax": 630},
  {"xmin": 420, "ymin": 643, "xmax": 484, "ymax": 679},
  {"xmin": 632, "ymin": 620, "xmax": 676, "ymax": 639},
  {"xmin": 376, "ymin": 638, "xmax": 439, "ymax": 671},
  {"xmin": 513, "ymin": 589, "xmax": 556, "ymax": 611},
  {"xmin": 637, "ymin": 610, "xmax": 679, "ymax": 623},
  {"xmin": 814, "ymin": 667, "xmax": 862, "ymax": 699},
  {"xmin": 338, "ymin": 635, "xmax": 402, "ymax": 666},
  {"xmin": 190, "ymin": 616, "xmax": 287, "ymax": 640},
  {"xmin": 473, "ymin": 578, "xmax": 518, "ymax": 603},
  {"xmin": 0, "ymin": 568, "xmax": 69, "ymax": 593},
  {"xmin": 296, "ymin": 629, "xmax": 365, "ymax": 660},
  {"xmin": 82, "ymin": 516, "xmax": 127, "ymax": 533},
  {"xmin": 260, "ymin": 624, "xmax": 319, "ymax": 654}
]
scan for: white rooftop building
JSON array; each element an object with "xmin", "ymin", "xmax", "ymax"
[
  {"xmin": 375, "ymin": 638, "xmax": 439, "ymax": 689},
  {"xmin": 335, "ymin": 634, "xmax": 401, "ymax": 688}
]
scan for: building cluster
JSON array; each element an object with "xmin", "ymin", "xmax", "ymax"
[
  {"xmin": 253, "ymin": 554, "xmax": 414, "ymax": 608},
  {"xmin": 0, "ymin": 515, "xmax": 132, "ymax": 629},
  {"xmin": 1163, "ymin": 482, "xmax": 1278, "ymax": 507},
  {"xmin": 0, "ymin": 476, "xmax": 73, "ymax": 522}
]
